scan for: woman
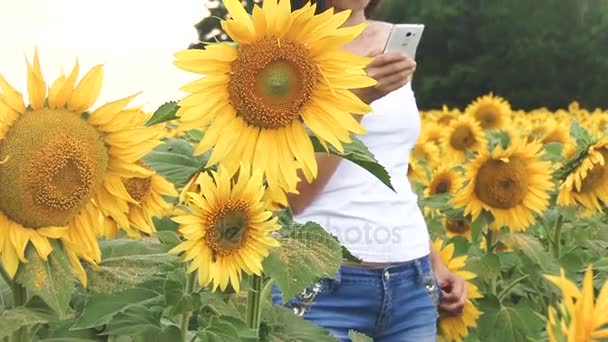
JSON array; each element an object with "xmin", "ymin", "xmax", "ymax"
[{"xmin": 273, "ymin": 1, "xmax": 467, "ymax": 341}]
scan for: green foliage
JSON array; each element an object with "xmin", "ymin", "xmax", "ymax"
[
  {"xmin": 349, "ymin": 330, "xmax": 374, "ymax": 342},
  {"xmin": 15, "ymin": 245, "xmax": 74, "ymax": 318},
  {"xmin": 0, "ymin": 305, "xmax": 54, "ymax": 339},
  {"xmin": 310, "ymin": 135, "xmax": 394, "ymax": 191},
  {"xmin": 263, "ymin": 222, "xmax": 343, "ymax": 302},
  {"xmin": 143, "ymin": 138, "xmax": 209, "ymax": 188},
  {"xmin": 260, "ymin": 305, "xmax": 336, "ymax": 342},
  {"xmin": 146, "ymin": 102, "xmax": 179, "ymax": 126}
]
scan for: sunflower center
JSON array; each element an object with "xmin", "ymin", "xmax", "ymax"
[
  {"xmin": 124, "ymin": 177, "xmax": 152, "ymax": 202},
  {"xmin": 0, "ymin": 110, "xmax": 108, "ymax": 228},
  {"xmin": 475, "ymin": 106, "xmax": 499, "ymax": 129},
  {"xmin": 450, "ymin": 125, "xmax": 477, "ymax": 150},
  {"xmin": 445, "ymin": 219, "xmax": 470, "ymax": 234},
  {"xmin": 207, "ymin": 200, "xmax": 250, "ymax": 257},
  {"xmin": 579, "ymin": 149, "xmax": 608, "ymax": 193},
  {"xmin": 474, "ymin": 157, "xmax": 529, "ymax": 209},
  {"xmin": 229, "ymin": 38, "xmax": 317, "ymax": 129},
  {"xmin": 432, "ymin": 176, "xmax": 451, "ymax": 195}
]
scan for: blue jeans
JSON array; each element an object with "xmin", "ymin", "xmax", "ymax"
[{"xmin": 271, "ymin": 255, "xmax": 440, "ymax": 342}]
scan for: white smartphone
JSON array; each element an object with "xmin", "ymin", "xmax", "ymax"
[{"xmin": 383, "ymin": 24, "xmax": 425, "ymax": 59}]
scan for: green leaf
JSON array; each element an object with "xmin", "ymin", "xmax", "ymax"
[
  {"xmin": 263, "ymin": 222, "xmax": 342, "ymax": 302},
  {"xmin": 478, "ymin": 300, "xmax": 540, "ymax": 342},
  {"xmin": 310, "ymin": 135, "xmax": 394, "ymax": 191},
  {"xmin": 467, "ymin": 254, "xmax": 501, "ymax": 284},
  {"xmin": 261, "ymin": 305, "xmax": 336, "ymax": 342},
  {"xmin": 156, "ymin": 231, "xmax": 181, "ymax": 247},
  {"xmin": 198, "ymin": 315, "xmax": 257, "ymax": 342},
  {"xmin": 198, "ymin": 292, "xmax": 242, "ymax": 318},
  {"xmin": 500, "ymin": 233, "xmax": 558, "ymax": 272},
  {"xmin": 72, "ymin": 283, "xmax": 164, "ymax": 329},
  {"xmin": 87, "ymin": 239, "xmax": 178, "ymax": 294},
  {"xmin": 349, "ymin": 330, "xmax": 373, "ymax": 342},
  {"xmin": 153, "ymin": 216, "xmax": 179, "ymax": 232},
  {"xmin": 164, "ymin": 269, "xmax": 200, "ymax": 316},
  {"xmin": 37, "ymin": 319, "xmax": 103, "ymax": 341},
  {"xmin": 0, "ymin": 306, "xmax": 54, "ymax": 338},
  {"xmin": 15, "ymin": 245, "xmax": 74, "ymax": 318},
  {"xmin": 542, "ymin": 142, "xmax": 564, "ymax": 162},
  {"xmin": 102, "ymin": 305, "xmax": 162, "ymax": 336},
  {"xmin": 146, "ymin": 101, "xmax": 178, "ymax": 126},
  {"xmin": 143, "ymin": 138, "xmax": 209, "ymax": 188}
]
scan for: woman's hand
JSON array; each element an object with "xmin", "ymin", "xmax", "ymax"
[
  {"xmin": 433, "ymin": 263, "xmax": 467, "ymax": 316},
  {"xmin": 353, "ymin": 51, "xmax": 417, "ymax": 104},
  {"xmin": 429, "ymin": 242, "xmax": 467, "ymax": 316}
]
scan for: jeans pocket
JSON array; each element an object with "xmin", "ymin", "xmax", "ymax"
[
  {"xmin": 285, "ymin": 275, "xmax": 340, "ymax": 317},
  {"xmin": 422, "ymin": 272, "xmax": 441, "ymax": 307}
]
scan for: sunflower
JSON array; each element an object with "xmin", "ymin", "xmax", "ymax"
[
  {"xmin": 451, "ymin": 140, "xmax": 553, "ymax": 231},
  {"xmin": 443, "ymin": 218, "xmax": 472, "ymax": 241},
  {"xmin": 423, "ymin": 164, "xmax": 463, "ymax": 198},
  {"xmin": 174, "ymin": 0, "xmax": 374, "ymax": 205},
  {"xmin": 465, "ymin": 93, "xmax": 511, "ymax": 130},
  {"xmin": 170, "ymin": 165, "xmax": 280, "ymax": 292},
  {"xmin": 419, "ymin": 120, "xmax": 443, "ymax": 147},
  {"xmin": 557, "ymin": 138, "xmax": 608, "ymax": 216},
  {"xmin": 440, "ymin": 115, "xmax": 488, "ymax": 162},
  {"xmin": 408, "ymin": 154, "xmax": 428, "ymax": 186},
  {"xmin": 433, "ymin": 239, "xmax": 482, "ymax": 342},
  {"xmin": 100, "ymin": 170, "xmax": 177, "ymax": 239},
  {"xmin": 412, "ymin": 141, "xmax": 440, "ymax": 169},
  {"xmin": 545, "ymin": 266, "xmax": 608, "ymax": 342},
  {"xmin": 0, "ymin": 51, "xmax": 161, "ymax": 284},
  {"xmin": 433, "ymin": 106, "xmax": 459, "ymax": 126}
]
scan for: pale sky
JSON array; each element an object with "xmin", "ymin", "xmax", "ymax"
[{"xmin": 0, "ymin": 0, "xmax": 210, "ymax": 111}]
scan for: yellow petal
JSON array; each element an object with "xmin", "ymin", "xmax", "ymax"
[{"xmin": 67, "ymin": 65, "xmax": 104, "ymax": 112}]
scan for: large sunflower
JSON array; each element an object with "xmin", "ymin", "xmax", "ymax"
[
  {"xmin": 545, "ymin": 266, "xmax": 608, "ymax": 342},
  {"xmin": 174, "ymin": 0, "xmax": 374, "ymax": 205},
  {"xmin": 433, "ymin": 239, "xmax": 482, "ymax": 342},
  {"xmin": 0, "ymin": 51, "xmax": 161, "ymax": 284},
  {"xmin": 451, "ymin": 140, "xmax": 553, "ymax": 231},
  {"xmin": 170, "ymin": 165, "xmax": 280, "ymax": 292},
  {"xmin": 557, "ymin": 138, "xmax": 608, "ymax": 216},
  {"xmin": 440, "ymin": 115, "xmax": 488, "ymax": 163},
  {"xmin": 465, "ymin": 93, "xmax": 511, "ymax": 130}
]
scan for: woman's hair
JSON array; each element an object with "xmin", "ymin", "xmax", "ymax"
[{"xmin": 365, "ymin": 0, "xmax": 382, "ymax": 17}]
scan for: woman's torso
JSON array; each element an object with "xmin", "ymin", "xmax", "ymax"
[{"xmin": 295, "ymin": 69, "xmax": 429, "ymax": 262}]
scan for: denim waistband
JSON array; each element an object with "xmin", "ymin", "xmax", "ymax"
[{"xmin": 328, "ymin": 254, "xmax": 433, "ymax": 286}]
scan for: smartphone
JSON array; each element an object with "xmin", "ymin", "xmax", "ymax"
[{"xmin": 383, "ymin": 24, "xmax": 425, "ymax": 59}]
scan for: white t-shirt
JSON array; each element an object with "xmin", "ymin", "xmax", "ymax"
[{"xmin": 295, "ymin": 83, "xmax": 430, "ymax": 263}]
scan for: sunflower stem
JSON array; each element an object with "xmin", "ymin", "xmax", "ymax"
[
  {"xmin": 8, "ymin": 280, "xmax": 28, "ymax": 342},
  {"xmin": 180, "ymin": 271, "xmax": 196, "ymax": 342},
  {"xmin": 246, "ymin": 274, "xmax": 264, "ymax": 335},
  {"xmin": 260, "ymin": 278, "xmax": 276, "ymax": 303},
  {"xmin": 485, "ymin": 229, "xmax": 494, "ymax": 255},
  {"xmin": 552, "ymin": 214, "xmax": 564, "ymax": 259}
]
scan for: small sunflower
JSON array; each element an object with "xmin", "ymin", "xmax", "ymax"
[
  {"xmin": 408, "ymin": 154, "xmax": 428, "ymax": 186},
  {"xmin": 170, "ymin": 165, "xmax": 280, "ymax": 292},
  {"xmin": 451, "ymin": 140, "xmax": 553, "ymax": 231},
  {"xmin": 0, "ymin": 51, "xmax": 161, "ymax": 284},
  {"xmin": 465, "ymin": 93, "xmax": 511, "ymax": 130},
  {"xmin": 433, "ymin": 239, "xmax": 482, "ymax": 342},
  {"xmin": 423, "ymin": 164, "xmax": 463, "ymax": 198},
  {"xmin": 174, "ymin": 0, "xmax": 374, "ymax": 205},
  {"xmin": 440, "ymin": 115, "xmax": 488, "ymax": 162},
  {"xmin": 419, "ymin": 120, "xmax": 443, "ymax": 146},
  {"xmin": 557, "ymin": 138, "xmax": 608, "ymax": 216},
  {"xmin": 545, "ymin": 266, "xmax": 608, "ymax": 342},
  {"xmin": 443, "ymin": 218, "xmax": 472, "ymax": 241},
  {"xmin": 412, "ymin": 141, "xmax": 440, "ymax": 169}
]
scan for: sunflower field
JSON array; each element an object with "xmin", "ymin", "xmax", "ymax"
[{"xmin": 0, "ymin": 1, "xmax": 607, "ymax": 342}]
